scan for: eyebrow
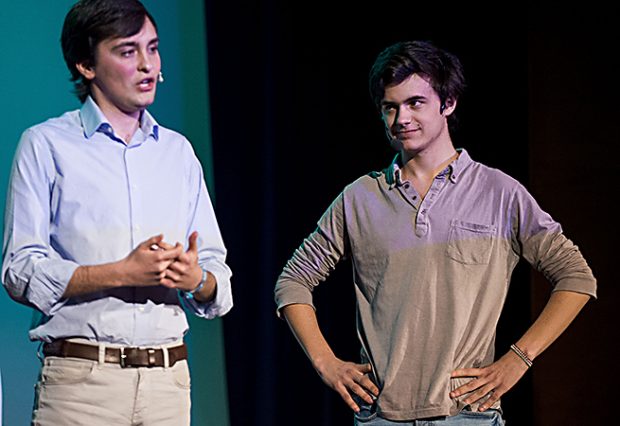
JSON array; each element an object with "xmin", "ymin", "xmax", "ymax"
[
  {"xmin": 381, "ymin": 95, "xmax": 427, "ymax": 107},
  {"xmin": 111, "ymin": 37, "xmax": 160, "ymax": 51}
]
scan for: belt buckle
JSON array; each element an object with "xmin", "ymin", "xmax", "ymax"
[{"xmin": 119, "ymin": 346, "xmax": 158, "ymax": 368}]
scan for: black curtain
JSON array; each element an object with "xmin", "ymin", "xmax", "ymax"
[{"xmin": 205, "ymin": 2, "xmax": 534, "ymax": 425}]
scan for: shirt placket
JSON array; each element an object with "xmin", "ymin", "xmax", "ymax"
[
  {"xmin": 403, "ymin": 170, "xmax": 450, "ymax": 237},
  {"xmin": 124, "ymin": 141, "xmax": 147, "ymax": 342}
]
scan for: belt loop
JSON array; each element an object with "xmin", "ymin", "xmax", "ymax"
[
  {"xmin": 36, "ymin": 341, "xmax": 45, "ymax": 365},
  {"xmin": 163, "ymin": 346, "xmax": 170, "ymax": 369},
  {"xmin": 98, "ymin": 343, "xmax": 106, "ymax": 365}
]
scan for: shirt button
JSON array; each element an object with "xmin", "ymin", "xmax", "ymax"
[{"xmin": 138, "ymin": 306, "xmax": 145, "ymax": 312}]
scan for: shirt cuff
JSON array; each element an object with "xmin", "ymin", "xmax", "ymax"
[
  {"xmin": 182, "ymin": 266, "xmax": 232, "ymax": 319},
  {"xmin": 27, "ymin": 259, "xmax": 80, "ymax": 315}
]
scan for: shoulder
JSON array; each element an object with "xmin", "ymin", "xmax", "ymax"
[
  {"xmin": 155, "ymin": 124, "xmax": 198, "ymax": 157},
  {"xmin": 343, "ymin": 170, "xmax": 387, "ymax": 193},
  {"xmin": 465, "ymin": 159, "xmax": 527, "ymax": 192},
  {"xmin": 15, "ymin": 110, "xmax": 80, "ymax": 157},
  {"xmin": 22, "ymin": 109, "xmax": 80, "ymax": 141}
]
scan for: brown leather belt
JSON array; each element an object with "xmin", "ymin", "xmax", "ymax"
[{"xmin": 43, "ymin": 339, "xmax": 188, "ymax": 368}]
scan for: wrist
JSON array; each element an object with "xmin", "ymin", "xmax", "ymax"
[
  {"xmin": 186, "ymin": 268, "xmax": 207, "ymax": 298},
  {"xmin": 510, "ymin": 343, "xmax": 533, "ymax": 368},
  {"xmin": 312, "ymin": 351, "xmax": 337, "ymax": 374}
]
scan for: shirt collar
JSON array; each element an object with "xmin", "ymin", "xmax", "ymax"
[
  {"xmin": 80, "ymin": 96, "xmax": 160, "ymax": 141},
  {"xmin": 385, "ymin": 148, "xmax": 472, "ymax": 187}
]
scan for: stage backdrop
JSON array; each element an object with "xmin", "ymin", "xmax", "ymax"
[{"xmin": 0, "ymin": 2, "xmax": 229, "ymax": 425}]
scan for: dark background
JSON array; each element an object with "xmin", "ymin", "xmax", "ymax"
[{"xmin": 204, "ymin": 2, "xmax": 617, "ymax": 424}]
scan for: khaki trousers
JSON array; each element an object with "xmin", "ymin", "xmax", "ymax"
[{"xmin": 32, "ymin": 355, "xmax": 191, "ymax": 426}]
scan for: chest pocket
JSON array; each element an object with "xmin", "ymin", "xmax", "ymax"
[{"xmin": 446, "ymin": 220, "xmax": 497, "ymax": 265}]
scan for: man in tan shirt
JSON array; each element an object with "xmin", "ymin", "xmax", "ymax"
[{"xmin": 274, "ymin": 40, "xmax": 596, "ymax": 424}]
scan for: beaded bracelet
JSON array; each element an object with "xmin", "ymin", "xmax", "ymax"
[
  {"xmin": 186, "ymin": 269, "xmax": 207, "ymax": 299},
  {"xmin": 510, "ymin": 343, "xmax": 533, "ymax": 368}
]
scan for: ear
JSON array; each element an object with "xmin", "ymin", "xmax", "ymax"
[
  {"xmin": 442, "ymin": 97, "xmax": 457, "ymax": 116},
  {"xmin": 75, "ymin": 61, "xmax": 96, "ymax": 81}
]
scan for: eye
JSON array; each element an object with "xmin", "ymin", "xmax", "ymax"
[
  {"xmin": 149, "ymin": 44, "xmax": 159, "ymax": 54},
  {"xmin": 120, "ymin": 49, "xmax": 136, "ymax": 58},
  {"xmin": 407, "ymin": 99, "xmax": 423, "ymax": 108},
  {"xmin": 381, "ymin": 104, "xmax": 396, "ymax": 115}
]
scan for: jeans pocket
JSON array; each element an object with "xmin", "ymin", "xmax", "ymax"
[
  {"xmin": 459, "ymin": 408, "xmax": 505, "ymax": 425},
  {"xmin": 353, "ymin": 395, "xmax": 377, "ymax": 423},
  {"xmin": 40, "ymin": 357, "xmax": 96, "ymax": 386},
  {"xmin": 170, "ymin": 360, "xmax": 191, "ymax": 390}
]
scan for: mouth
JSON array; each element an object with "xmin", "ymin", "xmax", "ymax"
[
  {"xmin": 394, "ymin": 128, "xmax": 421, "ymax": 137},
  {"xmin": 137, "ymin": 77, "xmax": 155, "ymax": 91}
]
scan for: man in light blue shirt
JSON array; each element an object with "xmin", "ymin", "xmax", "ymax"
[{"xmin": 1, "ymin": 1, "xmax": 232, "ymax": 424}]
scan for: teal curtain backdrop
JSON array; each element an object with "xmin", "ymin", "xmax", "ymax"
[{"xmin": 0, "ymin": 2, "xmax": 229, "ymax": 425}]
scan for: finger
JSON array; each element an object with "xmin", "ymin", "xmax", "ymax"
[
  {"xmin": 355, "ymin": 364, "xmax": 379, "ymax": 395},
  {"xmin": 357, "ymin": 363, "xmax": 373, "ymax": 374},
  {"xmin": 349, "ymin": 382, "xmax": 375, "ymax": 405},
  {"xmin": 478, "ymin": 391, "xmax": 501, "ymax": 411},
  {"xmin": 358, "ymin": 375, "xmax": 380, "ymax": 397},
  {"xmin": 187, "ymin": 232, "xmax": 199, "ymax": 255},
  {"xmin": 157, "ymin": 240, "xmax": 175, "ymax": 251},
  {"xmin": 463, "ymin": 383, "xmax": 495, "ymax": 406},
  {"xmin": 166, "ymin": 261, "xmax": 187, "ymax": 276},
  {"xmin": 336, "ymin": 385, "xmax": 360, "ymax": 413},
  {"xmin": 157, "ymin": 244, "xmax": 184, "ymax": 260},
  {"xmin": 142, "ymin": 234, "xmax": 164, "ymax": 247},
  {"xmin": 175, "ymin": 251, "xmax": 193, "ymax": 266},
  {"xmin": 450, "ymin": 378, "xmax": 482, "ymax": 398},
  {"xmin": 451, "ymin": 368, "xmax": 480, "ymax": 378},
  {"xmin": 139, "ymin": 234, "xmax": 164, "ymax": 250},
  {"xmin": 159, "ymin": 278, "xmax": 178, "ymax": 288},
  {"xmin": 164, "ymin": 269, "xmax": 182, "ymax": 282}
]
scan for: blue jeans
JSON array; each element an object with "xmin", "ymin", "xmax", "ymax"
[{"xmin": 354, "ymin": 406, "xmax": 505, "ymax": 426}]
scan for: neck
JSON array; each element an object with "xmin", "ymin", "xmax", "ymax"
[
  {"xmin": 400, "ymin": 141, "xmax": 458, "ymax": 181},
  {"xmin": 91, "ymin": 95, "xmax": 142, "ymax": 144}
]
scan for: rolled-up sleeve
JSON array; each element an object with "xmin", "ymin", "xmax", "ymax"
[
  {"xmin": 2, "ymin": 129, "xmax": 79, "ymax": 314},
  {"xmin": 181, "ymin": 154, "xmax": 233, "ymax": 319}
]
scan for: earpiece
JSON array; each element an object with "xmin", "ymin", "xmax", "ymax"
[{"xmin": 158, "ymin": 72, "xmax": 164, "ymax": 83}]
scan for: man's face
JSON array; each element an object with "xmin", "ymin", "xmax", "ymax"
[
  {"xmin": 79, "ymin": 18, "xmax": 161, "ymax": 117},
  {"xmin": 380, "ymin": 73, "xmax": 454, "ymax": 157}
]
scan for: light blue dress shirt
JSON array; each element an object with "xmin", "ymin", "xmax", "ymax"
[{"xmin": 2, "ymin": 97, "xmax": 233, "ymax": 345}]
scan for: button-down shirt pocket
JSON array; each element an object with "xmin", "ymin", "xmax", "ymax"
[{"xmin": 446, "ymin": 220, "xmax": 497, "ymax": 265}]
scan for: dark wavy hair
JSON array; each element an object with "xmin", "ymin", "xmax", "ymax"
[
  {"xmin": 369, "ymin": 40, "xmax": 466, "ymax": 130},
  {"xmin": 61, "ymin": 0, "xmax": 157, "ymax": 102}
]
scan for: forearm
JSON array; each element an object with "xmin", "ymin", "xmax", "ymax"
[
  {"xmin": 64, "ymin": 235, "xmax": 184, "ymax": 298},
  {"xmin": 512, "ymin": 290, "xmax": 591, "ymax": 361},
  {"xmin": 63, "ymin": 262, "xmax": 126, "ymax": 298},
  {"xmin": 282, "ymin": 303, "xmax": 336, "ymax": 370}
]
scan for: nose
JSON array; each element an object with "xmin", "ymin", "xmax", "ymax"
[
  {"xmin": 395, "ymin": 106, "xmax": 412, "ymax": 125},
  {"xmin": 138, "ymin": 51, "xmax": 152, "ymax": 73}
]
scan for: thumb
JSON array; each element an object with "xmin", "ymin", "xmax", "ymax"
[{"xmin": 188, "ymin": 231, "xmax": 199, "ymax": 253}]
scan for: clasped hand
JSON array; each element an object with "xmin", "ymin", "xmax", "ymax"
[{"xmin": 122, "ymin": 231, "xmax": 203, "ymax": 292}]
